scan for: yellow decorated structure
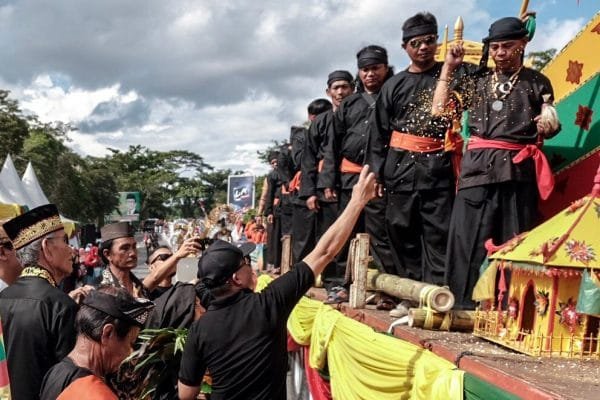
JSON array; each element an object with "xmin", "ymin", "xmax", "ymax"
[{"xmin": 472, "ymin": 165, "xmax": 600, "ymax": 357}]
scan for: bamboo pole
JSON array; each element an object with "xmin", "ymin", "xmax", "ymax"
[
  {"xmin": 366, "ymin": 270, "xmax": 455, "ymax": 312},
  {"xmin": 407, "ymin": 308, "xmax": 475, "ymax": 331},
  {"xmin": 519, "ymin": 0, "xmax": 530, "ymax": 18},
  {"xmin": 280, "ymin": 234, "xmax": 292, "ymax": 275},
  {"xmin": 349, "ymin": 234, "xmax": 370, "ymax": 309}
]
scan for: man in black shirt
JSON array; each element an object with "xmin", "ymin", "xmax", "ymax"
[
  {"xmin": 0, "ymin": 204, "xmax": 78, "ymax": 400},
  {"xmin": 432, "ymin": 17, "xmax": 561, "ymax": 309},
  {"xmin": 289, "ymin": 99, "xmax": 332, "ymax": 263},
  {"xmin": 178, "ymin": 165, "xmax": 378, "ymax": 400},
  {"xmin": 264, "ymin": 151, "xmax": 282, "ymax": 270},
  {"xmin": 374, "ymin": 12, "xmax": 472, "ymax": 287},
  {"xmin": 300, "ymin": 71, "xmax": 355, "ymax": 291},
  {"xmin": 328, "ymin": 46, "xmax": 396, "ymax": 297}
]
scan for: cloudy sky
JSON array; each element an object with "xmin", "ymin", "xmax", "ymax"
[{"xmin": 0, "ymin": 0, "xmax": 595, "ymax": 175}]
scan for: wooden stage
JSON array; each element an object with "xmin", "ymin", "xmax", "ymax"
[{"xmin": 307, "ymin": 288, "xmax": 600, "ymax": 400}]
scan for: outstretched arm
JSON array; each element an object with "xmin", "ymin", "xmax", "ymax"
[
  {"xmin": 303, "ymin": 165, "xmax": 376, "ymax": 276},
  {"xmin": 432, "ymin": 42, "xmax": 465, "ymax": 116}
]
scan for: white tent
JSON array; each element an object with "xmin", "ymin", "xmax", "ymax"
[
  {"xmin": 21, "ymin": 162, "xmax": 50, "ymax": 208},
  {"xmin": 0, "ymin": 155, "xmax": 33, "ymax": 207},
  {"xmin": 0, "ymin": 180, "xmax": 17, "ymax": 204}
]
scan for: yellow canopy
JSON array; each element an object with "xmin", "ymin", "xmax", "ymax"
[{"xmin": 489, "ymin": 194, "xmax": 599, "ymax": 268}]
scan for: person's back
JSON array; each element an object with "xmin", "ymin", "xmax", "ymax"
[{"xmin": 180, "ymin": 260, "xmax": 313, "ymax": 400}]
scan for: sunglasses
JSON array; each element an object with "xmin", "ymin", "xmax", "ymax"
[
  {"xmin": 0, "ymin": 239, "xmax": 13, "ymax": 250},
  {"xmin": 150, "ymin": 253, "xmax": 172, "ymax": 264},
  {"xmin": 408, "ymin": 35, "xmax": 438, "ymax": 49}
]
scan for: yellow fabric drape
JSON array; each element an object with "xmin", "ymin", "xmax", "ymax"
[
  {"xmin": 0, "ymin": 204, "xmax": 21, "ymax": 219},
  {"xmin": 257, "ymin": 274, "xmax": 464, "ymax": 400},
  {"xmin": 472, "ymin": 260, "xmax": 499, "ymax": 302}
]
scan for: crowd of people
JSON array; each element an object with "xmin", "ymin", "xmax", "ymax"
[
  {"xmin": 259, "ymin": 12, "xmax": 559, "ymax": 315},
  {"xmin": 0, "ymin": 10, "xmax": 561, "ymax": 400}
]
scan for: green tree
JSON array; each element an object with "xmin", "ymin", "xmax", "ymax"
[
  {"xmin": 0, "ymin": 90, "xmax": 30, "ymax": 163},
  {"xmin": 527, "ymin": 49, "xmax": 557, "ymax": 71},
  {"xmin": 256, "ymin": 139, "xmax": 288, "ymax": 165}
]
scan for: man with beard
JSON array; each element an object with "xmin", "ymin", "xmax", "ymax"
[
  {"xmin": 326, "ymin": 45, "xmax": 395, "ymax": 303},
  {"xmin": 300, "ymin": 71, "xmax": 354, "ymax": 292},
  {"xmin": 373, "ymin": 12, "xmax": 473, "ymax": 301},
  {"xmin": 432, "ymin": 16, "xmax": 560, "ymax": 309}
]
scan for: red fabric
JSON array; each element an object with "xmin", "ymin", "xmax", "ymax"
[
  {"xmin": 83, "ymin": 246, "xmax": 99, "ymax": 267},
  {"xmin": 497, "ymin": 264, "xmax": 507, "ymax": 312},
  {"xmin": 467, "ymin": 136, "xmax": 555, "ymax": 200},
  {"xmin": 303, "ymin": 346, "xmax": 332, "ymax": 400},
  {"xmin": 340, "ymin": 158, "xmax": 362, "ymax": 174},
  {"xmin": 390, "ymin": 131, "xmax": 444, "ymax": 152},
  {"xmin": 245, "ymin": 222, "xmax": 256, "ymax": 241},
  {"xmin": 57, "ymin": 375, "xmax": 117, "ymax": 400},
  {"xmin": 287, "ymin": 335, "xmax": 301, "ymax": 352}
]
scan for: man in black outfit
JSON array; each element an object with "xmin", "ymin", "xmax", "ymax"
[
  {"xmin": 432, "ymin": 16, "xmax": 561, "ymax": 309},
  {"xmin": 373, "ymin": 12, "xmax": 472, "ymax": 287},
  {"xmin": 178, "ymin": 166, "xmax": 378, "ymax": 400},
  {"xmin": 289, "ymin": 99, "xmax": 332, "ymax": 263},
  {"xmin": 300, "ymin": 71, "xmax": 355, "ymax": 292},
  {"xmin": 326, "ymin": 45, "xmax": 396, "ymax": 302},
  {"xmin": 0, "ymin": 204, "xmax": 78, "ymax": 400}
]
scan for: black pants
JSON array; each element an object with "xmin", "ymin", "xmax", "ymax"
[
  {"xmin": 292, "ymin": 204, "xmax": 316, "ymax": 263},
  {"xmin": 445, "ymin": 182, "xmax": 539, "ymax": 309},
  {"xmin": 386, "ymin": 188, "xmax": 454, "ymax": 285},
  {"xmin": 267, "ymin": 213, "xmax": 281, "ymax": 268}
]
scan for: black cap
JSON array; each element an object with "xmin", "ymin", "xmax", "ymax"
[
  {"xmin": 483, "ymin": 17, "xmax": 528, "ymax": 43},
  {"xmin": 327, "ymin": 70, "xmax": 354, "ymax": 87},
  {"xmin": 197, "ymin": 240, "xmax": 255, "ymax": 288},
  {"xmin": 357, "ymin": 46, "xmax": 388, "ymax": 68},
  {"xmin": 82, "ymin": 290, "xmax": 155, "ymax": 327},
  {"xmin": 100, "ymin": 222, "xmax": 134, "ymax": 242}
]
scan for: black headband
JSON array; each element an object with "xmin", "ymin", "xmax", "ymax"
[
  {"xmin": 357, "ymin": 49, "xmax": 388, "ymax": 68},
  {"xmin": 327, "ymin": 70, "xmax": 354, "ymax": 87},
  {"xmin": 82, "ymin": 291, "xmax": 155, "ymax": 327},
  {"xmin": 402, "ymin": 24, "xmax": 438, "ymax": 42}
]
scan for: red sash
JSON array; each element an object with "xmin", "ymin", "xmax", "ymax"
[{"xmin": 467, "ymin": 136, "xmax": 554, "ymax": 200}]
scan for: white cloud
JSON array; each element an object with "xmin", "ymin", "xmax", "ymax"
[
  {"xmin": 528, "ymin": 18, "xmax": 585, "ymax": 53},
  {"xmin": 4, "ymin": 0, "xmax": 590, "ymax": 177}
]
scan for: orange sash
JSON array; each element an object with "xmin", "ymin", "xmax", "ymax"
[
  {"xmin": 340, "ymin": 158, "xmax": 362, "ymax": 174},
  {"xmin": 288, "ymin": 171, "xmax": 302, "ymax": 192},
  {"xmin": 390, "ymin": 130, "xmax": 464, "ymax": 184}
]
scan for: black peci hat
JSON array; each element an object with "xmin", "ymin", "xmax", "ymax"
[{"xmin": 3, "ymin": 204, "xmax": 63, "ymax": 250}]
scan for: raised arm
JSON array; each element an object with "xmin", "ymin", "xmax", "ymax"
[
  {"xmin": 142, "ymin": 237, "xmax": 200, "ymax": 292},
  {"xmin": 303, "ymin": 165, "xmax": 376, "ymax": 276},
  {"xmin": 432, "ymin": 42, "xmax": 465, "ymax": 116}
]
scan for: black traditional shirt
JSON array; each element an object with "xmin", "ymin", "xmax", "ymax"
[
  {"xmin": 374, "ymin": 62, "xmax": 474, "ymax": 191},
  {"xmin": 455, "ymin": 67, "xmax": 558, "ymax": 188},
  {"xmin": 0, "ymin": 276, "xmax": 78, "ymax": 400},
  {"xmin": 300, "ymin": 110, "xmax": 337, "ymax": 200},
  {"xmin": 331, "ymin": 92, "xmax": 382, "ymax": 190},
  {"xmin": 40, "ymin": 357, "xmax": 93, "ymax": 400},
  {"xmin": 179, "ymin": 262, "xmax": 315, "ymax": 400}
]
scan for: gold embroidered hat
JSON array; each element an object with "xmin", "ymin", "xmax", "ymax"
[
  {"xmin": 3, "ymin": 204, "xmax": 63, "ymax": 250},
  {"xmin": 100, "ymin": 221, "xmax": 134, "ymax": 242}
]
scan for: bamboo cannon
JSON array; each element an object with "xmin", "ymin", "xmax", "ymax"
[
  {"xmin": 280, "ymin": 234, "xmax": 292, "ymax": 275},
  {"xmin": 408, "ymin": 308, "xmax": 476, "ymax": 331},
  {"xmin": 367, "ymin": 270, "xmax": 455, "ymax": 312}
]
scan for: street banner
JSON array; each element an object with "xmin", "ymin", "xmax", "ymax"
[{"xmin": 227, "ymin": 174, "xmax": 255, "ymax": 210}]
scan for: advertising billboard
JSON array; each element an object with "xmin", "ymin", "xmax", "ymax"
[
  {"xmin": 107, "ymin": 191, "xmax": 142, "ymax": 222},
  {"xmin": 227, "ymin": 174, "xmax": 255, "ymax": 210}
]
